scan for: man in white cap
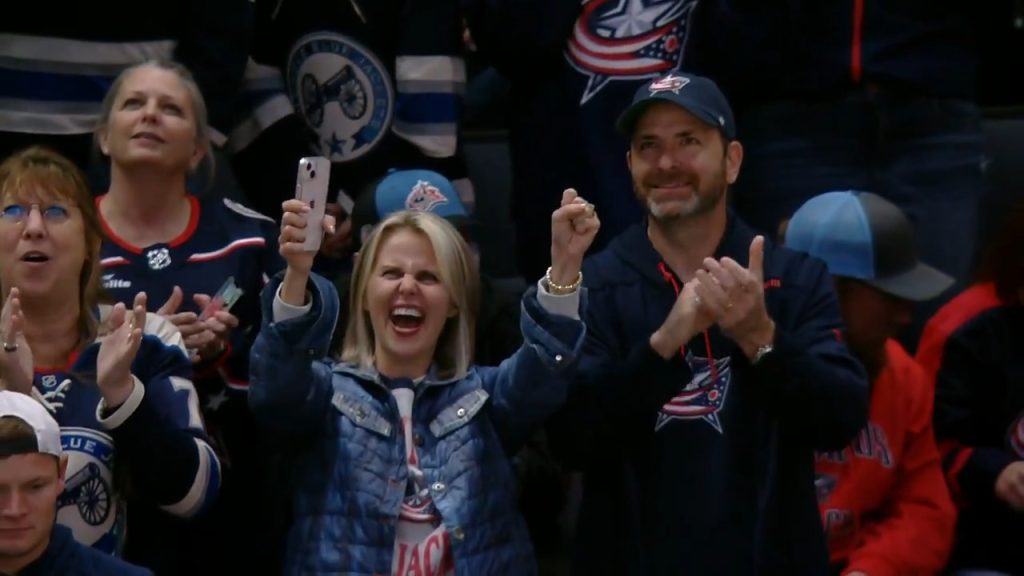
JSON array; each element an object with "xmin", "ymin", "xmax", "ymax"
[{"xmin": 0, "ymin": 390, "xmax": 151, "ymax": 575}]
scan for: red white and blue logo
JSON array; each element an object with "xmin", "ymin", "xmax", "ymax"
[
  {"xmin": 566, "ymin": 0, "xmax": 696, "ymax": 104},
  {"xmin": 656, "ymin": 353, "xmax": 732, "ymax": 433},
  {"xmin": 404, "ymin": 180, "xmax": 450, "ymax": 213}
]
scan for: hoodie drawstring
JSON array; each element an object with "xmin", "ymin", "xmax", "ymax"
[{"xmin": 657, "ymin": 262, "xmax": 719, "ymax": 384}]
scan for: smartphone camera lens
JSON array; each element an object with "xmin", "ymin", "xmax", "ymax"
[{"xmin": 310, "ymin": 170, "xmax": 317, "ymax": 179}]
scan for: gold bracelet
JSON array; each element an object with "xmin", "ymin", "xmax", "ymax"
[{"xmin": 545, "ymin": 267, "xmax": 583, "ymax": 294}]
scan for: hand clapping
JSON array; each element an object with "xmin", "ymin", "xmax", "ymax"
[
  {"xmin": 97, "ymin": 292, "xmax": 147, "ymax": 408},
  {"xmin": 0, "ymin": 287, "xmax": 33, "ymax": 394},
  {"xmin": 692, "ymin": 235, "xmax": 775, "ymax": 359}
]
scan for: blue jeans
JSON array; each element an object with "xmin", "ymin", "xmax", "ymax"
[{"xmin": 731, "ymin": 90, "xmax": 987, "ymax": 350}]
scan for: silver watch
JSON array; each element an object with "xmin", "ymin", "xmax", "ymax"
[{"xmin": 751, "ymin": 343, "xmax": 774, "ymax": 365}]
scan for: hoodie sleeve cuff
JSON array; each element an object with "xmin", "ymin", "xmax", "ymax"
[
  {"xmin": 535, "ymin": 279, "xmax": 581, "ymax": 320},
  {"xmin": 272, "ymin": 284, "xmax": 313, "ymax": 322}
]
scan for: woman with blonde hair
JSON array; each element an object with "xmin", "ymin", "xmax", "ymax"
[
  {"xmin": 250, "ymin": 189, "xmax": 599, "ymax": 574},
  {"xmin": 0, "ymin": 146, "xmax": 219, "ymax": 567},
  {"xmin": 93, "ymin": 59, "xmax": 284, "ymax": 573}
]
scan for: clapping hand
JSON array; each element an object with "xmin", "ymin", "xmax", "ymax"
[
  {"xmin": 692, "ymin": 235, "xmax": 775, "ymax": 359},
  {"xmin": 0, "ymin": 287, "xmax": 32, "ymax": 394},
  {"xmin": 157, "ymin": 286, "xmax": 217, "ymax": 362},
  {"xmin": 97, "ymin": 292, "xmax": 146, "ymax": 408}
]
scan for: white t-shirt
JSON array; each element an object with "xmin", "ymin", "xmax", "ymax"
[{"xmin": 390, "ymin": 383, "xmax": 454, "ymax": 576}]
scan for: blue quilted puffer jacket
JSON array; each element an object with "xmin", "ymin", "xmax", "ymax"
[{"xmin": 249, "ymin": 272, "xmax": 586, "ymax": 575}]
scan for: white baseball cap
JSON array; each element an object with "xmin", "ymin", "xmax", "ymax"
[{"xmin": 0, "ymin": 391, "xmax": 62, "ymax": 457}]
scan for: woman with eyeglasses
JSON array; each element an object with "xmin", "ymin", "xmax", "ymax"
[{"xmin": 0, "ymin": 146, "xmax": 219, "ymax": 569}]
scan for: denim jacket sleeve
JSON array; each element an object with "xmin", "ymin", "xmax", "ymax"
[
  {"xmin": 477, "ymin": 285, "xmax": 587, "ymax": 454},
  {"xmin": 248, "ymin": 271, "xmax": 340, "ymax": 439}
]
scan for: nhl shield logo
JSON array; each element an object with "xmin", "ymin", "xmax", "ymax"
[
  {"xmin": 146, "ymin": 245, "xmax": 172, "ymax": 270},
  {"xmin": 146, "ymin": 247, "xmax": 171, "ymax": 270},
  {"xmin": 287, "ymin": 32, "xmax": 394, "ymax": 162}
]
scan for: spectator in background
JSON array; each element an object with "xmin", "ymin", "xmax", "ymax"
[
  {"xmin": 547, "ymin": 72, "xmax": 868, "ymax": 575},
  {"xmin": 0, "ymin": 146, "xmax": 219, "ymax": 573},
  {"xmin": 682, "ymin": 0, "xmax": 988, "ymax": 351},
  {"xmin": 226, "ymin": 0, "xmax": 474, "ymax": 230},
  {"xmin": 916, "ymin": 200, "xmax": 1024, "ymax": 575},
  {"xmin": 0, "ymin": 390, "xmax": 152, "ymax": 576},
  {"xmin": 0, "ymin": 1, "xmax": 252, "ymax": 186},
  {"xmin": 91, "ymin": 61, "xmax": 286, "ymax": 574},
  {"xmin": 784, "ymin": 191, "xmax": 957, "ymax": 576},
  {"xmin": 463, "ymin": 0, "xmax": 695, "ymax": 280}
]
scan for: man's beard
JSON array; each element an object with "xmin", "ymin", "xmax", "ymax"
[{"xmin": 637, "ymin": 166, "xmax": 726, "ymax": 223}]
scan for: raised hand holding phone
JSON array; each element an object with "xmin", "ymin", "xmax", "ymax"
[
  {"xmin": 295, "ymin": 157, "xmax": 330, "ymax": 252},
  {"xmin": 280, "ymin": 159, "xmax": 336, "ymax": 306}
]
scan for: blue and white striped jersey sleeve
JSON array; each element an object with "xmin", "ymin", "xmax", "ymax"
[{"xmin": 100, "ymin": 312, "xmax": 221, "ymax": 518}]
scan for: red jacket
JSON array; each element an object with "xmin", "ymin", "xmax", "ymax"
[
  {"xmin": 915, "ymin": 282, "xmax": 1005, "ymax": 502},
  {"xmin": 816, "ymin": 340, "xmax": 956, "ymax": 575}
]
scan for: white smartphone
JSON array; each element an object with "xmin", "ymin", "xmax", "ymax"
[{"xmin": 295, "ymin": 156, "xmax": 330, "ymax": 251}]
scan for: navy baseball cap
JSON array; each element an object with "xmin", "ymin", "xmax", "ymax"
[
  {"xmin": 784, "ymin": 191, "xmax": 955, "ymax": 302},
  {"xmin": 351, "ymin": 169, "xmax": 473, "ymax": 248},
  {"xmin": 616, "ymin": 72, "xmax": 736, "ymax": 140}
]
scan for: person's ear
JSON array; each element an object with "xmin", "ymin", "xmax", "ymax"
[
  {"xmin": 725, "ymin": 140, "xmax": 743, "ymax": 185},
  {"xmin": 97, "ymin": 128, "xmax": 111, "ymax": 156},
  {"xmin": 189, "ymin": 141, "xmax": 208, "ymax": 173},
  {"xmin": 57, "ymin": 454, "xmax": 69, "ymax": 488}
]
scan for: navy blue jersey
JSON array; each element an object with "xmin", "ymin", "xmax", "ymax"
[
  {"xmin": 33, "ymin": 310, "xmax": 219, "ymax": 556},
  {"xmin": 99, "ymin": 195, "xmax": 284, "ymax": 394}
]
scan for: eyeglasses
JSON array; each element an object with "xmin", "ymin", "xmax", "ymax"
[{"xmin": 0, "ymin": 203, "xmax": 72, "ymax": 224}]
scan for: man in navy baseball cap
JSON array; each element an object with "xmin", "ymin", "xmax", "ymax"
[{"xmin": 616, "ymin": 72, "xmax": 736, "ymax": 140}]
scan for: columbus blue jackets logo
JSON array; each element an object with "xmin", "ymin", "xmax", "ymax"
[
  {"xmin": 648, "ymin": 73, "xmax": 689, "ymax": 94},
  {"xmin": 405, "ymin": 180, "xmax": 449, "ymax": 212},
  {"xmin": 57, "ymin": 428, "xmax": 123, "ymax": 555},
  {"xmin": 287, "ymin": 32, "xmax": 394, "ymax": 162},
  {"xmin": 656, "ymin": 353, "xmax": 731, "ymax": 433},
  {"xmin": 566, "ymin": 0, "xmax": 696, "ymax": 104}
]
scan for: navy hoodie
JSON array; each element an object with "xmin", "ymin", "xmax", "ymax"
[
  {"xmin": 549, "ymin": 214, "xmax": 868, "ymax": 574},
  {"xmin": 19, "ymin": 525, "xmax": 151, "ymax": 576}
]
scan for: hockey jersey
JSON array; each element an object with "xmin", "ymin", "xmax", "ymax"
[
  {"xmin": 33, "ymin": 308, "xmax": 219, "ymax": 557},
  {"xmin": 98, "ymin": 195, "xmax": 283, "ymax": 398},
  {"xmin": 228, "ymin": 0, "xmax": 468, "ymax": 221}
]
